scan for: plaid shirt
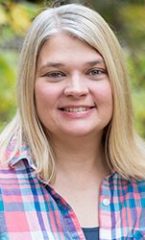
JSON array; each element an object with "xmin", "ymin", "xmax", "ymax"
[{"xmin": 0, "ymin": 137, "xmax": 145, "ymax": 240}]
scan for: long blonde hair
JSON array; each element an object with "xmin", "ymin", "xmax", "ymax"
[{"xmin": 0, "ymin": 3, "xmax": 145, "ymax": 181}]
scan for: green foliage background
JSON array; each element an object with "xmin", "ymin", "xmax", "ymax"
[{"xmin": 0, "ymin": 0, "xmax": 145, "ymax": 138}]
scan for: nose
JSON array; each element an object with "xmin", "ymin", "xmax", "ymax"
[{"xmin": 64, "ymin": 73, "xmax": 88, "ymax": 98}]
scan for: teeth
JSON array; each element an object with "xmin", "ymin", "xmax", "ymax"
[{"xmin": 64, "ymin": 107, "xmax": 89, "ymax": 112}]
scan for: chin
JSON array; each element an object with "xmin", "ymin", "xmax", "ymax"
[{"xmin": 61, "ymin": 128, "xmax": 99, "ymax": 138}]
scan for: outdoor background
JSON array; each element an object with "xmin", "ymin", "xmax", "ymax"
[{"xmin": 0, "ymin": 0, "xmax": 145, "ymax": 138}]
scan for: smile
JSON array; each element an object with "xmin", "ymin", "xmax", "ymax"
[{"xmin": 59, "ymin": 106, "xmax": 95, "ymax": 113}]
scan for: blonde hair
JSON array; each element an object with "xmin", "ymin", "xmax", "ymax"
[{"xmin": 0, "ymin": 3, "xmax": 145, "ymax": 181}]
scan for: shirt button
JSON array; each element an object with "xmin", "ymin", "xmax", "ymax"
[{"xmin": 102, "ymin": 198, "xmax": 110, "ymax": 206}]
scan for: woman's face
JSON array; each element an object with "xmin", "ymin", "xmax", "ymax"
[{"xmin": 35, "ymin": 33, "xmax": 113, "ymax": 140}]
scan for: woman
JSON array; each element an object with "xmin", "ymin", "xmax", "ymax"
[{"xmin": 0, "ymin": 3, "xmax": 145, "ymax": 240}]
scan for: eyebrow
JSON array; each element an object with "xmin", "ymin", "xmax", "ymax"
[
  {"xmin": 85, "ymin": 60, "xmax": 105, "ymax": 66},
  {"xmin": 38, "ymin": 60, "xmax": 105, "ymax": 71}
]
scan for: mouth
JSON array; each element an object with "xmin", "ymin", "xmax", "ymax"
[{"xmin": 58, "ymin": 106, "xmax": 96, "ymax": 113}]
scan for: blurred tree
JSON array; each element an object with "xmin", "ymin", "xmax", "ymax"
[
  {"xmin": 0, "ymin": 0, "xmax": 40, "ymax": 130},
  {"xmin": 0, "ymin": 51, "xmax": 17, "ymax": 130}
]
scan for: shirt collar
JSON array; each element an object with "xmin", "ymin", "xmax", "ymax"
[{"xmin": 7, "ymin": 134, "xmax": 36, "ymax": 170}]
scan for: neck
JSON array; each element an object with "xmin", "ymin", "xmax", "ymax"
[{"xmin": 50, "ymin": 134, "xmax": 109, "ymax": 188}]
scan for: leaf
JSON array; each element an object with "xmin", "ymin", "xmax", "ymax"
[
  {"xmin": 0, "ymin": 51, "xmax": 17, "ymax": 128},
  {"xmin": 120, "ymin": 5, "xmax": 145, "ymax": 42},
  {"xmin": 132, "ymin": 90, "xmax": 145, "ymax": 138},
  {"xmin": 0, "ymin": 5, "xmax": 8, "ymax": 25},
  {"xmin": 8, "ymin": 3, "xmax": 31, "ymax": 34}
]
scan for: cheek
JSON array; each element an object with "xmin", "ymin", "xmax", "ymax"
[
  {"xmin": 94, "ymin": 82, "xmax": 113, "ymax": 105},
  {"xmin": 34, "ymin": 84, "xmax": 56, "ymax": 125},
  {"xmin": 94, "ymin": 82, "xmax": 113, "ymax": 121},
  {"xmin": 35, "ymin": 83, "xmax": 59, "ymax": 108}
]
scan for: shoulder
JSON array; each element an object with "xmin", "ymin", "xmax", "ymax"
[{"xmin": 107, "ymin": 172, "xmax": 145, "ymax": 194}]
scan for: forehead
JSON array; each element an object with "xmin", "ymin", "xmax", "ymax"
[{"xmin": 37, "ymin": 32, "xmax": 105, "ymax": 67}]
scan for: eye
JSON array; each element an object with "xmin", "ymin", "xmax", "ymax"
[
  {"xmin": 88, "ymin": 68, "xmax": 106, "ymax": 75},
  {"xmin": 87, "ymin": 68, "xmax": 107, "ymax": 79},
  {"xmin": 42, "ymin": 71, "xmax": 66, "ymax": 80}
]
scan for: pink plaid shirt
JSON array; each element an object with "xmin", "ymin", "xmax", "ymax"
[{"xmin": 0, "ymin": 136, "xmax": 145, "ymax": 239}]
